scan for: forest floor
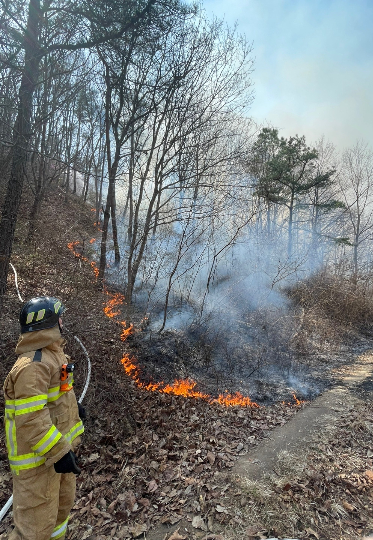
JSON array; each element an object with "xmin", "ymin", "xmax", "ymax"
[
  {"xmin": 0, "ymin": 188, "xmax": 373, "ymax": 540},
  {"xmin": 145, "ymin": 354, "xmax": 373, "ymax": 540}
]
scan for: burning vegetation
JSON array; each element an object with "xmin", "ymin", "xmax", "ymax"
[
  {"xmin": 103, "ymin": 291, "xmax": 125, "ymax": 318},
  {"xmin": 3, "ymin": 189, "xmax": 371, "ymax": 540},
  {"xmin": 108, "ymin": 288, "xmax": 261, "ymax": 407},
  {"xmin": 67, "ymin": 239, "xmax": 310, "ymax": 409},
  {"xmin": 67, "ymin": 240, "xmax": 99, "ymax": 279}
]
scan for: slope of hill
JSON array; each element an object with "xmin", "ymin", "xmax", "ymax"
[{"xmin": 0, "ymin": 186, "xmax": 373, "ymax": 540}]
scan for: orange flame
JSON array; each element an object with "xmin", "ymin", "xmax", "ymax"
[
  {"xmin": 161, "ymin": 379, "xmax": 209, "ymax": 399},
  {"xmin": 120, "ymin": 356, "xmax": 209, "ymax": 399},
  {"xmin": 89, "ymin": 238, "xmax": 96, "ymax": 244},
  {"xmin": 67, "ymin": 241, "xmax": 79, "ymax": 251},
  {"xmin": 67, "ymin": 241, "xmax": 99, "ymax": 279},
  {"xmin": 212, "ymin": 391, "xmax": 260, "ymax": 408},
  {"xmin": 103, "ymin": 288, "xmax": 260, "ymax": 406},
  {"xmin": 68, "ymin": 235, "xmax": 295, "ymax": 408},
  {"xmin": 282, "ymin": 393, "xmax": 304, "ymax": 406},
  {"xmin": 121, "ymin": 355, "xmax": 139, "ymax": 379},
  {"xmin": 121, "ymin": 322, "xmax": 134, "ymax": 341},
  {"xmin": 119, "ymin": 353, "xmax": 259, "ymax": 406},
  {"xmin": 91, "ymin": 262, "xmax": 99, "ymax": 278},
  {"xmin": 292, "ymin": 393, "xmax": 304, "ymax": 405},
  {"xmin": 103, "ymin": 292, "xmax": 125, "ymax": 318}
]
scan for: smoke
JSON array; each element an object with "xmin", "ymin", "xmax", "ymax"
[{"xmin": 100, "ymin": 191, "xmax": 332, "ymax": 401}]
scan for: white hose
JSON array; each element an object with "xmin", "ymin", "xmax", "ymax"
[
  {"xmin": 0, "ymin": 336, "xmax": 91, "ymax": 521},
  {"xmin": 0, "ymin": 495, "xmax": 13, "ymax": 522},
  {"xmin": 73, "ymin": 336, "xmax": 92, "ymax": 404},
  {"xmin": 9, "ymin": 264, "xmax": 24, "ymax": 303}
]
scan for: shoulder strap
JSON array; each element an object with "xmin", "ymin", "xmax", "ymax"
[{"xmin": 33, "ymin": 348, "xmax": 43, "ymax": 362}]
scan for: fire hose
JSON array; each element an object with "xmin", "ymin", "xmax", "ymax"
[
  {"xmin": 0, "ymin": 265, "xmax": 92, "ymax": 521},
  {"xmin": 9, "ymin": 263, "xmax": 24, "ymax": 303}
]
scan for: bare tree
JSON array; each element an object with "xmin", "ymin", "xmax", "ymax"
[
  {"xmin": 119, "ymin": 17, "xmax": 254, "ymax": 306},
  {"xmin": 338, "ymin": 142, "xmax": 373, "ymax": 277},
  {"xmin": 0, "ymin": 0, "xmax": 160, "ymax": 300},
  {"xmin": 96, "ymin": 3, "xmax": 196, "ymax": 282}
]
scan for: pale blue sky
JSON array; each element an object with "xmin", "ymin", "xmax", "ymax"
[{"xmin": 201, "ymin": 0, "xmax": 373, "ymax": 151}]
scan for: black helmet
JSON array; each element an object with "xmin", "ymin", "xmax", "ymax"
[{"xmin": 20, "ymin": 296, "xmax": 65, "ymax": 333}]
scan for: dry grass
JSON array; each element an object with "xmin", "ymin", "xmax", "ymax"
[
  {"xmin": 218, "ymin": 399, "xmax": 373, "ymax": 540},
  {"xmin": 287, "ymin": 271, "xmax": 373, "ymax": 334}
]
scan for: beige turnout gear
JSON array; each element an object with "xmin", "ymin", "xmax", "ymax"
[{"xmin": 3, "ymin": 325, "xmax": 84, "ymax": 540}]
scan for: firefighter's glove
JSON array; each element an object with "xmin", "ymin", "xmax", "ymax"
[
  {"xmin": 54, "ymin": 450, "xmax": 81, "ymax": 475},
  {"xmin": 78, "ymin": 402, "xmax": 86, "ymax": 420}
]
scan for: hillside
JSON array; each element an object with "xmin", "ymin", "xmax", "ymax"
[{"xmin": 0, "ymin": 186, "xmax": 373, "ymax": 540}]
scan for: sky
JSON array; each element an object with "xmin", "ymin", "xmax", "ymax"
[{"xmin": 200, "ymin": 0, "xmax": 373, "ymax": 152}]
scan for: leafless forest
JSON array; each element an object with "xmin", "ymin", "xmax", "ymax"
[
  {"xmin": 1, "ymin": 1, "xmax": 373, "ymax": 398},
  {"xmin": 1, "ymin": 3, "xmax": 373, "ymax": 539}
]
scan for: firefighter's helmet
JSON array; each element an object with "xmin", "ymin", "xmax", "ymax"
[{"xmin": 20, "ymin": 296, "xmax": 65, "ymax": 333}]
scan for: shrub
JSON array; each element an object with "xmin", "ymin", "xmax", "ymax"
[{"xmin": 286, "ymin": 270, "xmax": 373, "ymax": 334}]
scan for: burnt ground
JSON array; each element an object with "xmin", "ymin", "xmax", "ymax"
[
  {"xmin": 352, "ymin": 375, "xmax": 373, "ymax": 401},
  {"xmin": 146, "ymin": 353, "xmax": 373, "ymax": 540},
  {"xmin": 0, "ymin": 187, "xmax": 373, "ymax": 540},
  {"xmin": 127, "ymin": 326, "xmax": 373, "ymax": 404}
]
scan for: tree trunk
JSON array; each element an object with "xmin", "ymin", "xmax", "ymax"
[
  {"xmin": 98, "ymin": 65, "xmax": 118, "ymax": 283},
  {"xmin": 73, "ymin": 117, "xmax": 82, "ymax": 195},
  {"xmin": 126, "ymin": 187, "xmax": 158, "ymax": 303},
  {"xmin": 95, "ymin": 141, "xmax": 106, "ymax": 224},
  {"xmin": 98, "ymin": 192, "xmax": 111, "ymax": 284},
  {"xmin": 27, "ymin": 189, "xmax": 42, "ymax": 244},
  {"xmin": 287, "ymin": 190, "xmax": 295, "ymax": 259},
  {"xmin": 0, "ymin": 0, "xmax": 41, "ymax": 299},
  {"xmin": 111, "ymin": 182, "xmax": 121, "ymax": 266},
  {"xmin": 152, "ymin": 189, "xmax": 162, "ymax": 235},
  {"xmin": 353, "ymin": 214, "xmax": 360, "ymax": 280},
  {"xmin": 266, "ymin": 200, "xmax": 271, "ymax": 236},
  {"xmin": 126, "ymin": 129, "xmax": 136, "ymax": 243}
]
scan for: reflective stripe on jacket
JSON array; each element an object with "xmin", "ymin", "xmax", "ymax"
[{"xmin": 3, "ymin": 326, "xmax": 84, "ymax": 475}]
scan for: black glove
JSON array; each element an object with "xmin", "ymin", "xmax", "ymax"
[
  {"xmin": 54, "ymin": 450, "xmax": 81, "ymax": 475},
  {"xmin": 78, "ymin": 402, "xmax": 86, "ymax": 420}
]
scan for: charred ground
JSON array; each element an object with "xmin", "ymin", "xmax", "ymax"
[{"xmin": 0, "ymin": 186, "xmax": 373, "ymax": 540}]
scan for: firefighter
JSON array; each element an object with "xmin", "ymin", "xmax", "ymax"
[{"xmin": 3, "ymin": 296, "xmax": 85, "ymax": 540}]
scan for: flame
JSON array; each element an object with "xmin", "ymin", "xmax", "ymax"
[
  {"xmin": 120, "ymin": 356, "xmax": 209, "ymax": 399},
  {"xmin": 67, "ymin": 240, "xmax": 79, "ymax": 251},
  {"xmin": 68, "ymin": 235, "xmax": 296, "ymax": 408},
  {"xmin": 213, "ymin": 391, "xmax": 260, "ymax": 408},
  {"xmin": 91, "ymin": 262, "xmax": 99, "ymax": 278},
  {"xmin": 103, "ymin": 292, "xmax": 125, "ymax": 318},
  {"xmin": 89, "ymin": 238, "xmax": 96, "ymax": 244},
  {"xmin": 282, "ymin": 393, "xmax": 304, "ymax": 406},
  {"xmin": 93, "ymin": 222, "xmax": 102, "ymax": 231},
  {"xmin": 67, "ymin": 241, "xmax": 99, "ymax": 279},
  {"xmin": 161, "ymin": 379, "xmax": 209, "ymax": 399},
  {"xmin": 291, "ymin": 393, "xmax": 304, "ymax": 405},
  {"xmin": 120, "ymin": 353, "xmax": 259, "ymax": 406},
  {"xmin": 121, "ymin": 355, "xmax": 139, "ymax": 378},
  {"xmin": 121, "ymin": 322, "xmax": 134, "ymax": 341},
  {"xmin": 104, "ymin": 286, "xmax": 260, "ymax": 405}
]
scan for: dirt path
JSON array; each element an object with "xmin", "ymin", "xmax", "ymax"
[
  {"xmin": 146, "ymin": 352, "xmax": 373, "ymax": 540},
  {"xmin": 234, "ymin": 353, "xmax": 373, "ymax": 482}
]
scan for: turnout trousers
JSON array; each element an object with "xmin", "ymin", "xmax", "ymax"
[{"xmin": 9, "ymin": 465, "xmax": 76, "ymax": 540}]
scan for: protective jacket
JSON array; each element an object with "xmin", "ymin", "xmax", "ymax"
[{"xmin": 3, "ymin": 325, "xmax": 84, "ymax": 476}]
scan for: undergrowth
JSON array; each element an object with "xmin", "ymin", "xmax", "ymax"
[{"xmin": 287, "ymin": 271, "xmax": 373, "ymax": 335}]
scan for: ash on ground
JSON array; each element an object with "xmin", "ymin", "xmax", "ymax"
[{"xmin": 125, "ymin": 318, "xmax": 372, "ymax": 404}]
